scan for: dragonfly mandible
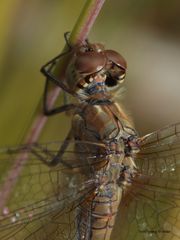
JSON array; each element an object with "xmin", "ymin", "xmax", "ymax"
[{"xmin": 0, "ymin": 34, "xmax": 179, "ymax": 240}]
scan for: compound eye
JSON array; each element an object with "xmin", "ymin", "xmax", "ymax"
[
  {"xmin": 105, "ymin": 67, "xmax": 126, "ymax": 88},
  {"xmin": 119, "ymin": 73, "xmax": 126, "ymax": 81},
  {"xmin": 105, "ymin": 50, "xmax": 127, "ymax": 70},
  {"xmin": 117, "ymin": 68, "xmax": 126, "ymax": 81},
  {"xmin": 110, "ymin": 66, "xmax": 126, "ymax": 82}
]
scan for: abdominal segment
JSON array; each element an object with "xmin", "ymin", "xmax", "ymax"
[{"xmin": 77, "ymin": 184, "xmax": 122, "ymax": 240}]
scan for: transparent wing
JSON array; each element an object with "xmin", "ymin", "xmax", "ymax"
[
  {"xmin": 137, "ymin": 122, "xmax": 180, "ymax": 180},
  {"xmin": 113, "ymin": 123, "xmax": 180, "ymax": 240},
  {"xmin": 0, "ymin": 140, "xmax": 106, "ymax": 240}
]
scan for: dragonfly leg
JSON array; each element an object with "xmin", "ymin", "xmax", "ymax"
[
  {"xmin": 40, "ymin": 32, "xmax": 75, "ymax": 116},
  {"xmin": 30, "ymin": 143, "xmax": 56, "ymax": 166},
  {"xmin": 40, "ymin": 32, "xmax": 72, "ymax": 78},
  {"xmin": 40, "ymin": 50, "xmax": 73, "ymax": 94},
  {"xmin": 43, "ymin": 78, "xmax": 76, "ymax": 116},
  {"xmin": 49, "ymin": 129, "xmax": 74, "ymax": 167},
  {"xmin": 31, "ymin": 130, "xmax": 73, "ymax": 167}
]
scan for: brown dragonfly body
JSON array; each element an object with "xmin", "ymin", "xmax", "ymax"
[
  {"xmin": 0, "ymin": 36, "xmax": 179, "ymax": 240},
  {"xmin": 41, "ymin": 38, "xmax": 140, "ymax": 239},
  {"xmin": 73, "ymin": 98, "xmax": 138, "ymax": 239}
]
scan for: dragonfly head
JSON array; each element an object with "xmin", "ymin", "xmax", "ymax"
[{"xmin": 65, "ymin": 41, "xmax": 127, "ymax": 99}]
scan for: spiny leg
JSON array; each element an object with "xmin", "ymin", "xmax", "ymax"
[
  {"xmin": 31, "ymin": 130, "xmax": 73, "ymax": 168},
  {"xmin": 43, "ymin": 78, "xmax": 76, "ymax": 116},
  {"xmin": 41, "ymin": 32, "xmax": 75, "ymax": 116}
]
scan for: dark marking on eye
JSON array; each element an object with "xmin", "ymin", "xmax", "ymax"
[{"xmin": 105, "ymin": 76, "xmax": 118, "ymax": 87}]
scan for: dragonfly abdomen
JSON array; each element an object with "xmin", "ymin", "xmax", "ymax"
[{"xmin": 77, "ymin": 184, "xmax": 122, "ymax": 240}]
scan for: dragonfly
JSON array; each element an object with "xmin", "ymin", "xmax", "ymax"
[{"xmin": 0, "ymin": 34, "xmax": 180, "ymax": 240}]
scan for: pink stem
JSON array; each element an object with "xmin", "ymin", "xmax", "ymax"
[
  {"xmin": 77, "ymin": 0, "xmax": 106, "ymax": 43},
  {"xmin": 0, "ymin": 0, "xmax": 106, "ymax": 209}
]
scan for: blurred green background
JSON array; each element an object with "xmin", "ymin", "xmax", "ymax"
[{"xmin": 0, "ymin": 0, "xmax": 180, "ymax": 146}]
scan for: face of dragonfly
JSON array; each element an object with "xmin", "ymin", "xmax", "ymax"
[
  {"xmin": 65, "ymin": 42, "xmax": 127, "ymax": 99},
  {"xmin": 0, "ymin": 123, "xmax": 179, "ymax": 240}
]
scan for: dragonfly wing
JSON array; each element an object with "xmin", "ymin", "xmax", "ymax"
[
  {"xmin": 139, "ymin": 122, "xmax": 180, "ymax": 148},
  {"xmin": 0, "ymin": 141, "xmax": 105, "ymax": 239},
  {"xmin": 136, "ymin": 122, "xmax": 180, "ymax": 184},
  {"xmin": 112, "ymin": 123, "xmax": 180, "ymax": 240}
]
